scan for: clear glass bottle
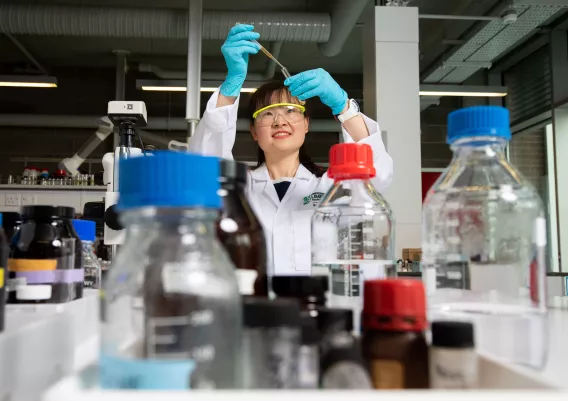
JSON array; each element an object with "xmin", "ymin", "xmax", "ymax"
[
  {"xmin": 312, "ymin": 143, "xmax": 395, "ymax": 332},
  {"xmin": 72, "ymin": 219, "xmax": 101, "ymax": 289},
  {"xmin": 422, "ymin": 106, "xmax": 547, "ymax": 369},
  {"xmin": 100, "ymin": 151, "xmax": 242, "ymax": 390}
]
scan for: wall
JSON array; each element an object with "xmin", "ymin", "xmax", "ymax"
[
  {"xmin": 0, "ymin": 66, "xmax": 348, "ymax": 179},
  {"xmin": 420, "ymin": 97, "xmax": 462, "ymax": 168},
  {"xmin": 508, "ymin": 128, "xmax": 547, "ymax": 201}
]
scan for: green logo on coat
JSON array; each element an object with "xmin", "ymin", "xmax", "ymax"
[{"xmin": 303, "ymin": 192, "xmax": 324, "ymax": 206}]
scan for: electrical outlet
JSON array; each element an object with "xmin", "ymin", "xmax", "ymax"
[
  {"xmin": 21, "ymin": 194, "xmax": 35, "ymax": 205},
  {"xmin": 5, "ymin": 193, "xmax": 20, "ymax": 206}
]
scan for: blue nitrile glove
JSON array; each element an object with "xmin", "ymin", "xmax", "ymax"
[
  {"xmin": 284, "ymin": 68, "xmax": 348, "ymax": 115},
  {"xmin": 220, "ymin": 24, "xmax": 261, "ymax": 97}
]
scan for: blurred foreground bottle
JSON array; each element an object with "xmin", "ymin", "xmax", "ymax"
[
  {"xmin": 100, "ymin": 151, "xmax": 242, "ymax": 390},
  {"xmin": 217, "ymin": 159, "xmax": 268, "ymax": 296},
  {"xmin": 422, "ymin": 106, "xmax": 547, "ymax": 369}
]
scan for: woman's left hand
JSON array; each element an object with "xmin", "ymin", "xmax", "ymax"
[{"xmin": 284, "ymin": 68, "xmax": 348, "ymax": 115}]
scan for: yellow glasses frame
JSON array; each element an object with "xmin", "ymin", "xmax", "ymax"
[{"xmin": 252, "ymin": 103, "xmax": 306, "ymax": 119}]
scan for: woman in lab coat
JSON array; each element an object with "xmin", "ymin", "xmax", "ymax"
[{"xmin": 189, "ymin": 24, "xmax": 393, "ymax": 276}]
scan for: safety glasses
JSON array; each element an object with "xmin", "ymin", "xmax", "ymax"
[{"xmin": 252, "ymin": 103, "xmax": 306, "ymax": 127}]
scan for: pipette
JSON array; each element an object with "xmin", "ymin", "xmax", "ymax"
[
  {"xmin": 251, "ymin": 39, "xmax": 305, "ymax": 104},
  {"xmin": 251, "ymin": 39, "xmax": 291, "ymax": 79}
]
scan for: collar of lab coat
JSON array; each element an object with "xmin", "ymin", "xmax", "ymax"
[
  {"xmin": 250, "ymin": 163, "xmax": 314, "ymax": 207},
  {"xmin": 250, "ymin": 163, "xmax": 313, "ymax": 182}
]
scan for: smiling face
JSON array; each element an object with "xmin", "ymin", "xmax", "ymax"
[{"xmin": 249, "ymin": 84, "xmax": 309, "ymax": 159}]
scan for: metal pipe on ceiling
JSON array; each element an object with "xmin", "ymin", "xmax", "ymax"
[
  {"xmin": 139, "ymin": 41, "xmax": 285, "ymax": 81},
  {"xmin": 0, "ymin": 4, "xmax": 331, "ymax": 42},
  {"xmin": 318, "ymin": 0, "xmax": 369, "ymax": 57},
  {"xmin": 419, "ymin": 14, "xmax": 501, "ymax": 21}
]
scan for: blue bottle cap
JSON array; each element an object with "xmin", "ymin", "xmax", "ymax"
[
  {"xmin": 117, "ymin": 151, "xmax": 221, "ymax": 210},
  {"xmin": 0, "ymin": 213, "xmax": 3, "ymax": 228},
  {"xmin": 72, "ymin": 219, "xmax": 96, "ymax": 242},
  {"xmin": 447, "ymin": 106, "xmax": 511, "ymax": 144}
]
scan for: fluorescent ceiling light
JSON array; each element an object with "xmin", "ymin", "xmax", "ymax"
[
  {"xmin": 136, "ymin": 79, "xmax": 258, "ymax": 93},
  {"xmin": 0, "ymin": 75, "xmax": 57, "ymax": 88},
  {"xmin": 419, "ymin": 84, "xmax": 507, "ymax": 98}
]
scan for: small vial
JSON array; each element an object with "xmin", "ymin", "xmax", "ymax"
[
  {"xmin": 430, "ymin": 321, "xmax": 478, "ymax": 389},
  {"xmin": 298, "ymin": 314, "xmax": 319, "ymax": 389},
  {"xmin": 242, "ymin": 297, "xmax": 301, "ymax": 389}
]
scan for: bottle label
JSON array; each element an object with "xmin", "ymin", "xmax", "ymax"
[
  {"xmin": 321, "ymin": 361, "xmax": 373, "ymax": 389},
  {"xmin": 100, "ymin": 353, "xmax": 195, "ymax": 390},
  {"xmin": 236, "ymin": 269, "xmax": 257, "ymax": 295},
  {"xmin": 6, "ymin": 277, "xmax": 26, "ymax": 292},
  {"xmin": 435, "ymin": 261, "xmax": 470, "ymax": 290},
  {"xmin": 8, "ymin": 259, "xmax": 57, "ymax": 272},
  {"xmin": 430, "ymin": 348, "xmax": 478, "ymax": 389},
  {"xmin": 370, "ymin": 359, "xmax": 404, "ymax": 389}
]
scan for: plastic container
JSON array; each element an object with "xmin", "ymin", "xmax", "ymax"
[
  {"xmin": 430, "ymin": 321, "xmax": 478, "ymax": 389},
  {"xmin": 217, "ymin": 159, "xmax": 268, "ymax": 296},
  {"xmin": 72, "ymin": 220, "xmax": 101, "ymax": 289},
  {"xmin": 241, "ymin": 297, "xmax": 301, "ymax": 389},
  {"xmin": 9, "ymin": 206, "xmax": 82, "ymax": 304},
  {"xmin": 361, "ymin": 279, "xmax": 429, "ymax": 389},
  {"xmin": 422, "ymin": 106, "xmax": 547, "ymax": 369},
  {"xmin": 311, "ymin": 143, "xmax": 395, "ymax": 332},
  {"xmin": 100, "ymin": 151, "xmax": 241, "ymax": 390}
]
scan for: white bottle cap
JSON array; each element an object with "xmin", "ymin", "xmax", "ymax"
[{"xmin": 16, "ymin": 285, "xmax": 52, "ymax": 301}]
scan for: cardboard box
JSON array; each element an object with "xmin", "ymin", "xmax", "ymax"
[{"xmin": 402, "ymin": 248, "xmax": 422, "ymax": 262}]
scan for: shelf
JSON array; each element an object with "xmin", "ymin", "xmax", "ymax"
[{"xmin": 0, "ymin": 185, "xmax": 106, "ymax": 191}]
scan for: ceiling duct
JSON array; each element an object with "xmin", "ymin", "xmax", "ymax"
[
  {"xmin": 424, "ymin": 4, "xmax": 567, "ymax": 84},
  {"xmin": 0, "ymin": 4, "xmax": 330, "ymax": 42}
]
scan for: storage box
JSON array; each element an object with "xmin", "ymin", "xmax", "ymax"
[{"xmin": 402, "ymin": 248, "xmax": 422, "ymax": 262}]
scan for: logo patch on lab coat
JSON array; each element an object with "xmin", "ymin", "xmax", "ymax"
[{"xmin": 303, "ymin": 192, "xmax": 324, "ymax": 206}]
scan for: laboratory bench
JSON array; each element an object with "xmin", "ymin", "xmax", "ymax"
[
  {"xmin": 0, "ymin": 289, "xmax": 564, "ymax": 400},
  {"xmin": 0, "ymin": 185, "xmax": 105, "ymax": 214}
]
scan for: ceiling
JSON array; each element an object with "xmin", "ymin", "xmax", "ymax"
[
  {"xmin": 0, "ymin": 0, "xmax": 510, "ymax": 76},
  {"xmin": 0, "ymin": 0, "xmax": 566, "ymax": 119}
]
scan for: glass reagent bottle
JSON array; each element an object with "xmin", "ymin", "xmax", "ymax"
[
  {"xmin": 422, "ymin": 106, "xmax": 547, "ymax": 369},
  {"xmin": 312, "ymin": 143, "xmax": 395, "ymax": 332},
  {"xmin": 100, "ymin": 151, "xmax": 242, "ymax": 390}
]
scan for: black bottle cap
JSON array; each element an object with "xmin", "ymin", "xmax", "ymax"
[
  {"xmin": 315, "ymin": 307, "xmax": 353, "ymax": 334},
  {"xmin": 271, "ymin": 276, "xmax": 328, "ymax": 300},
  {"xmin": 300, "ymin": 312, "xmax": 320, "ymax": 345},
  {"xmin": 219, "ymin": 159, "xmax": 248, "ymax": 184},
  {"xmin": 431, "ymin": 321, "xmax": 475, "ymax": 348},
  {"xmin": 22, "ymin": 205, "xmax": 75, "ymax": 220},
  {"xmin": 243, "ymin": 296, "xmax": 301, "ymax": 328}
]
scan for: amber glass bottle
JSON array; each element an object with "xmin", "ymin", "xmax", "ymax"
[
  {"xmin": 361, "ymin": 279, "xmax": 429, "ymax": 389},
  {"xmin": 217, "ymin": 159, "xmax": 268, "ymax": 296}
]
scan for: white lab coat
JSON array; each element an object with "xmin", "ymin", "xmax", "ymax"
[{"xmin": 189, "ymin": 89, "xmax": 393, "ymax": 276}]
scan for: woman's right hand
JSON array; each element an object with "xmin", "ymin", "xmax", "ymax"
[{"xmin": 219, "ymin": 24, "xmax": 260, "ymax": 98}]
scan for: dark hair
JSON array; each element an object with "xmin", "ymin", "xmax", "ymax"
[{"xmin": 248, "ymin": 81, "xmax": 325, "ymax": 178}]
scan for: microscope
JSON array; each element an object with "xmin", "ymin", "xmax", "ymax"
[{"xmin": 103, "ymin": 101, "xmax": 147, "ymax": 248}]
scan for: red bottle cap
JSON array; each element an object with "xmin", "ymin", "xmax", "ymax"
[
  {"xmin": 327, "ymin": 143, "xmax": 376, "ymax": 180},
  {"xmin": 362, "ymin": 279, "xmax": 427, "ymax": 332}
]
